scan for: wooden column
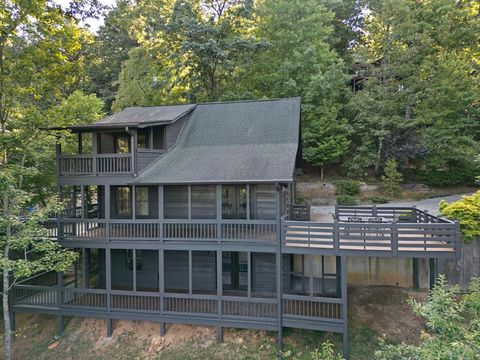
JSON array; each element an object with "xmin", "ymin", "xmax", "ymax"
[
  {"xmin": 216, "ymin": 185, "xmax": 222, "ymax": 243},
  {"xmin": 133, "ymin": 249, "xmax": 137, "ymax": 291},
  {"xmin": 275, "ymin": 184, "xmax": 283, "ymax": 357},
  {"xmin": 341, "ymin": 256, "xmax": 349, "ymax": 359},
  {"xmin": 159, "ymin": 249, "xmax": 165, "ymax": 335},
  {"xmin": 216, "ymin": 250, "xmax": 223, "ymax": 342}
]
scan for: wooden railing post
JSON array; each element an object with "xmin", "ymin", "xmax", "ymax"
[
  {"xmin": 391, "ymin": 221, "xmax": 398, "ymax": 256},
  {"xmin": 454, "ymin": 220, "xmax": 461, "ymax": 259},
  {"xmin": 334, "ymin": 220, "xmax": 340, "ymax": 255}
]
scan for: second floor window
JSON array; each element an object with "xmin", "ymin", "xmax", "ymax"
[
  {"xmin": 113, "ymin": 186, "xmax": 132, "ymax": 218},
  {"xmin": 126, "ymin": 249, "xmax": 143, "ymax": 272},
  {"xmin": 135, "ymin": 187, "xmax": 149, "ymax": 217},
  {"xmin": 137, "ymin": 129, "xmax": 150, "ymax": 149}
]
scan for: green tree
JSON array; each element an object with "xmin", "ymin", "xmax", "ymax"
[
  {"xmin": 83, "ymin": 0, "xmax": 138, "ymax": 111},
  {"xmin": 113, "ymin": 0, "xmax": 264, "ymax": 110},
  {"xmin": 348, "ymin": 0, "xmax": 480, "ymax": 178},
  {"xmin": 0, "ymin": 2, "xmax": 100, "ymax": 358},
  {"xmin": 303, "ymin": 117, "xmax": 351, "ymax": 180},
  {"xmin": 381, "ymin": 159, "xmax": 403, "ymax": 199},
  {"xmin": 375, "ymin": 275, "xmax": 480, "ymax": 360},
  {"xmin": 242, "ymin": 0, "xmax": 350, "ymax": 175}
]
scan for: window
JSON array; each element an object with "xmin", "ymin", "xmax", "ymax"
[
  {"xmin": 164, "ymin": 185, "xmax": 188, "ymax": 219},
  {"xmin": 126, "ymin": 250, "xmax": 143, "ymax": 272},
  {"xmin": 153, "ymin": 126, "xmax": 165, "ymax": 149},
  {"xmin": 250, "ymin": 184, "xmax": 276, "ymax": 220},
  {"xmin": 137, "ymin": 129, "xmax": 150, "ymax": 149},
  {"xmin": 112, "ymin": 186, "xmax": 132, "ymax": 218},
  {"xmin": 135, "ymin": 187, "xmax": 149, "ymax": 217},
  {"xmin": 191, "ymin": 185, "xmax": 216, "ymax": 219},
  {"xmin": 222, "ymin": 252, "xmax": 248, "ymax": 295},
  {"xmin": 222, "ymin": 185, "xmax": 247, "ymax": 219},
  {"xmin": 114, "ymin": 134, "xmax": 130, "ymax": 153}
]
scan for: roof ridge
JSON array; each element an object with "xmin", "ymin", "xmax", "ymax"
[{"xmin": 115, "ymin": 97, "xmax": 301, "ymax": 111}]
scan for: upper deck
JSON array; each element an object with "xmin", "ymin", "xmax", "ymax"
[{"xmin": 46, "ymin": 205, "xmax": 460, "ymax": 258}]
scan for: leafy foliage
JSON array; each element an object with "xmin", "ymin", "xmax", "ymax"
[
  {"xmin": 375, "ymin": 275, "xmax": 480, "ymax": 360},
  {"xmin": 336, "ymin": 195, "xmax": 358, "ymax": 206},
  {"xmin": 334, "ymin": 180, "xmax": 361, "ymax": 196},
  {"xmin": 381, "ymin": 159, "xmax": 403, "ymax": 199},
  {"xmin": 440, "ymin": 191, "xmax": 480, "ymax": 242}
]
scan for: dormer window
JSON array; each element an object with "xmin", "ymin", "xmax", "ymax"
[{"xmin": 137, "ymin": 129, "xmax": 150, "ymax": 149}]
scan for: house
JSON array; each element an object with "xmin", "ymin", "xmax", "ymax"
[{"xmin": 11, "ymin": 97, "xmax": 460, "ymax": 359}]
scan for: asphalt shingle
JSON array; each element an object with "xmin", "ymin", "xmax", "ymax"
[{"xmin": 134, "ymin": 98, "xmax": 300, "ymax": 184}]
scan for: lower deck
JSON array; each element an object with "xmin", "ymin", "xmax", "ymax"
[{"xmin": 11, "ymin": 249, "xmax": 348, "ymax": 354}]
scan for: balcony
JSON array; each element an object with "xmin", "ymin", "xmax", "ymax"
[
  {"xmin": 283, "ymin": 206, "xmax": 460, "ymax": 258},
  {"xmin": 58, "ymin": 153, "xmax": 133, "ymax": 176},
  {"xmin": 45, "ymin": 205, "xmax": 460, "ymax": 258},
  {"xmin": 11, "ymin": 284, "xmax": 343, "ymax": 332}
]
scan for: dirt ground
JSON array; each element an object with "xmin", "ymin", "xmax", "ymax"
[
  {"xmin": 348, "ymin": 286, "xmax": 427, "ymax": 345},
  {"xmin": 5, "ymin": 285, "xmax": 429, "ymax": 360}
]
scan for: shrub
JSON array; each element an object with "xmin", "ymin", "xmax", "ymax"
[
  {"xmin": 381, "ymin": 159, "xmax": 403, "ymax": 198},
  {"xmin": 440, "ymin": 191, "xmax": 480, "ymax": 242},
  {"xmin": 369, "ymin": 195, "xmax": 389, "ymax": 204},
  {"xmin": 334, "ymin": 180, "xmax": 361, "ymax": 196},
  {"xmin": 336, "ymin": 195, "xmax": 357, "ymax": 205},
  {"xmin": 419, "ymin": 160, "xmax": 478, "ymax": 187}
]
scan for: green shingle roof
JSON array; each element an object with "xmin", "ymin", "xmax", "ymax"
[{"xmin": 134, "ymin": 97, "xmax": 300, "ymax": 184}]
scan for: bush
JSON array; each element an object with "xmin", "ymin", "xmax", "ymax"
[
  {"xmin": 336, "ymin": 195, "xmax": 357, "ymax": 205},
  {"xmin": 440, "ymin": 191, "xmax": 480, "ymax": 242},
  {"xmin": 369, "ymin": 195, "xmax": 389, "ymax": 204},
  {"xmin": 419, "ymin": 160, "xmax": 478, "ymax": 187},
  {"xmin": 334, "ymin": 180, "xmax": 361, "ymax": 196}
]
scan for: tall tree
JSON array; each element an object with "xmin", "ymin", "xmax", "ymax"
[
  {"xmin": 0, "ymin": 2, "xmax": 101, "ymax": 358},
  {"xmin": 83, "ymin": 0, "xmax": 138, "ymax": 111},
  {"xmin": 113, "ymin": 0, "xmax": 264, "ymax": 110},
  {"xmin": 242, "ymin": 0, "xmax": 350, "ymax": 175},
  {"xmin": 348, "ymin": 0, "xmax": 480, "ymax": 178}
]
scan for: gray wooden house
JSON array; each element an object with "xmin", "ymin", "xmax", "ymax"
[{"xmin": 11, "ymin": 98, "xmax": 460, "ymax": 358}]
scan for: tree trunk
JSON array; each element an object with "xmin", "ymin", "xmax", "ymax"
[
  {"xmin": 3, "ymin": 245, "xmax": 11, "ymax": 360},
  {"xmin": 374, "ymin": 139, "xmax": 384, "ymax": 176},
  {"xmin": 320, "ymin": 166, "xmax": 324, "ymax": 180}
]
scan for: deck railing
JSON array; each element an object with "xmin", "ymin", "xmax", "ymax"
[
  {"xmin": 45, "ymin": 218, "xmax": 277, "ymax": 244},
  {"xmin": 283, "ymin": 220, "xmax": 459, "ymax": 256},
  {"xmin": 58, "ymin": 153, "xmax": 132, "ymax": 176},
  {"xmin": 11, "ymin": 285, "xmax": 342, "ymax": 325}
]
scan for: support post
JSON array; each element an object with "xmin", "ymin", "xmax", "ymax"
[
  {"xmin": 159, "ymin": 249, "xmax": 165, "ymax": 333},
  {"xmin": 412, "ymin": 258, "xmax": 419, "ymax": 290},
  {"xmin": 106, "ymin": 319, "xmax": 113, "ymax": 338},
  {"xmin": 216, "ymin": 250, "xmax": 222, "ymax": 339},
  {"xmin": 275, "ymin": 184, "xmax": 283, "ymax": 359},
  {"xmin": 216, "ymin": 185, "xmax": 222, "ymax": 243},
  {"xmin": 429, "ymin": 258, "xmax": 438, "ymax": 290},
  {"xmin": 341, "ymin": 256, "xmax": 349, "ymax": 359},
  {"xmin": 92, "ymin": 132, "xmax": 97, "ymax": 175},
  {"xmin": 217, "ymin": 325, "xmax": 223, "ymax": 342},
  {"xmin": 106, "ymin": 248, "xmax": 111, "ymax": 312},
  {"xmin": 55, "ymin": 315, "xmax": 64, "ymax": 339}
]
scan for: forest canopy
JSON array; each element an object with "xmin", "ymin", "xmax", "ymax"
[{"xmin": 1, "ymin": 0, "xmax": 479, "ymax": 198}]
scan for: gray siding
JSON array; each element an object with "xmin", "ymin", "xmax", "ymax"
[
  {"xmin": 165, "ymin": 114, "xmax": 188, "ymax": 149},
  {"xmin": 137, "ymin": 150, "xmax": 164, "ymax": 173}
]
